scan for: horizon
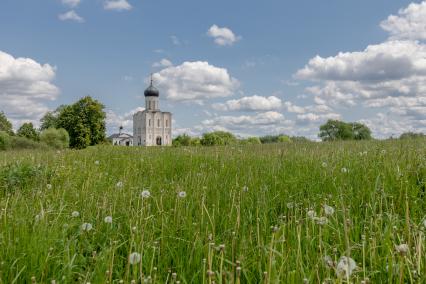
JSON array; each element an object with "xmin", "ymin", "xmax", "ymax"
[{"xmin": 1, "ymin": 0, "xmax": 425, "ymax": 140}]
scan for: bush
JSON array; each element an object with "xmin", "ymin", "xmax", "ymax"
[
  {"xmin": 11, "ymin": 136, "xmax": 48, "ymax": 150},
  {"xmin": 200, "ymin": 131, "xmax": 237, "ymax": 146},
  {"xmin": 278, "ymin": 135, "xmax": 292, "ymax": 143},
  {"xmin": 40, "ymin": 128, "xmax": 70, "ymax": 149},
  {"xmin": 246, "ymin": 137, "xmax": 261, "ymax": 144},
  {"xmin": 0, "ymin": 131, "xmax": 11, "ymax": 150}
]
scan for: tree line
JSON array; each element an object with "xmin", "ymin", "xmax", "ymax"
[{"xmin": 1, "ymin": 95, "xmax": 424, "ymax": 151}]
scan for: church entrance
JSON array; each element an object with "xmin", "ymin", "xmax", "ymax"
[{"xmin": 156, "ymin": 136, "xmax": 162, "ymax": 146}]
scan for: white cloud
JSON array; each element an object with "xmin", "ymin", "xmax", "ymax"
[
  {"xmin": 106, "ymin": 107, "xmax": 144, "ymax": 134},
  {"xmin": 0, "ymin": 50, "xmax": 59, "ymax": 128},
  {"xmin": 152, "ymin": 58, "xmax": 173, "ymax": 68},
  {"xmin": 212, "ymin": 95, "xmax": 282, "ymax": 111},
  {"xmin": 153, "ymin": 61, "xmax": 239, "ymax": 102},
  {"xmin": 381, "ymin": 1, "xmax": 426, "ymax": 40},
  {"xmin": 104, "ymin": 0, "xmax": 132, "ymax": 11},
  {"xmin": 61, "ymin": 0, "xmax": 81, "ymax": 8},
  {"xmin": 58, "ymin": 10, "xmax": 84, "ymax": 23},
  {"xmin": 207, "ymin": 25, "xmax": 241, "ymax": 46}
]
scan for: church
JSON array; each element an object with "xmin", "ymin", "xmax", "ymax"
[{"xmin": 133, "ymin": 79, "xmax": 172, "ymax": 146}]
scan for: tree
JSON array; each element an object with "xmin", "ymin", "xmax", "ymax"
[
  {"xmin": 246, "ymin": 137, "xmax": 261, "ymax": 144},
  {"xmin": 0, "ymin": 111, "xmax": 13, "ymax": 135},
  {"xmin": 278, "ymin": 135, "xmax": 292, "ymax": 143},
  {"xmin": 56, "ymin": 96, "xmax": 106, "ymax": 149},
  {"xmin": 40, "ymin": 128, "xmax": 70, "ymax": 149},
  {"xmin": 400, "ymin": 132, "xmax": 425, "ymax": 139},
  {"xmin": 17, "ymin": 122, "xmax": 39, "ymax": 141},
  {"xmin": 200, "ymin": 131, "xmax": 237, "ymax": 146},
  {"xmin": 173, "ymin": 134, "xmax": 192, "ymax": 146},
  {"xmin": 40, "ymin": 105, "xmax": 66, "ymax": 130},
  {"xmin": 318, "ymin": 120, "xmax": 369, "ymax": 141},
  {"xmin": 0, "ymin": 131, "xmax": 11, "ymax": 150}
]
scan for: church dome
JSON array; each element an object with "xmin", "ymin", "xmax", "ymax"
[{"xmin": 144, "ymin": 81, "xmax": 159, "ymax": 97}]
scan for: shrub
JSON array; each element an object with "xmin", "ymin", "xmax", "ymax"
[
  {"xmin": 0, "ymin": 131, "xmax": 11, "ymax": 150},
  {"xmin": 246, "ymin": 137, "xmax": 261, "ymax": 144},
  {"xmin": 278, "ymin": 135, "xmax": 292, "ymax": 143},
  {"xmin": 11, "ymin": 136, "xmax": 48, "ymax": 150},
  {"xmin": 40, "ymin": 128, "xmax": 70, "ymax": 149},
  {"xmin": 200, "ymin": 131, "xmax": 237, "ymax": 146}
]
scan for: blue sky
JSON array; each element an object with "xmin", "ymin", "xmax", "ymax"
[{"xmin": 1, "ymin": 0, "xmax": 425, "ymax": 139}]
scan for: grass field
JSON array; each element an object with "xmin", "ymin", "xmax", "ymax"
[{"xmin": 0, "ymin": 139, "xmax": 425, "ymax": 283}]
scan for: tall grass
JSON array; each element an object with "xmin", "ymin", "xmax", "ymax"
[{"xmin": 0, "ymin": 139, "xmax": 425, "ymax": 283}]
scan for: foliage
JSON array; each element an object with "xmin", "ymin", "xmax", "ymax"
[
  {"xmin": 56, "ymin": 97, "xmax": 106, "ymax": 149},
  {"xmin": 0, "ymin": 111, "xmax": 13, "ymax": 135},
  {"xmin": 40, "ymin": 128, "xmax": 70, "ymax": 149},
  {"xmin": 245, "ymin": 137, "xmax": 261, "ymax": 144},
  {"xmin": 17, "ymin": 122, "xmax": 39, "ymax": 141},
  {"xmin": 277, "ymin": 135, "xmax": 292, "ymax": 143},
  {"xmin": 400, "ymin": 132, "xmax": 425, "ymax": 139},
  {"xmin": 200, "ymin": 131, "xmax": 237, "ymax": 146},
  {"xmin": 0, "ymin": 140, "xmax": 424, "ymax": 283},
  {"xmin": 10, "ymin": 136, "xmax": 49, "ymax": 150},
  {"xmin": 0, "ymin": 131, "xmax": 11, "ymax": 150},
  {"xmin": 319, "ymin": 119, "xmax": 372, "ymax": 141},
  {"xmin": 172, "ymin": 134, "xmax": 192, "ymax": 146}
]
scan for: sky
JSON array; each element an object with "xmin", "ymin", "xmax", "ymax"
[{"xmin": 0, "ymin": 0, "xmax": 425, "ymax": 139}]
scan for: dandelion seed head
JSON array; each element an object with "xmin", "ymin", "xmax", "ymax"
[
  {"xmin": 324, "ymin": 255, "xmax": 334, "ymax": 268},
  {"xmin": 178, "ymin": 191, "xmax": 187, "ymax": 198},
  {"xmin": 104, "ymin": 216, "xmax": 112, "ymax": 224},
  {"xmin": 116, "ymin": 181, "xmax": 123, "ymax": 188},
  {"xmin": 46, "ymin": 184, "xmax": 52, "ymax": 190},
  {"xmin": 94, "ymin": 160, "xmax": 100, "ymax": 165},
  {"xmin": 395, "ymin": 244, "xmax": 409, "ymax": 255},
  {"xmin": 71, "ymin": 211, "xmax": 80, "ymax": 217},
  {"xmin": 242, "ymin": 185, "xmax": 249, "ymax": 192},
  {"xmin": 336, "ymin": 256, "xmax": 357, "ymax": 278},
  {"xmin": 81, "ymin": 222, "xmax": 93, "ymax": 231},
  {"xmin": 129, "ymin": 252, "xmax": 141, "ymax": 264},
  {"xmin": 314, "ymin": 216, "xmax": 328, "ymax": 225},
  {"xmin": 322, "ymin": 162, "xmax": 327, "ymax": 168},
  {"xmin": 141, "ymin": 190, "xmax": 151, "ymax": 198},
  {"xmin": 286, "ymin": 202, "xmax": 294, "ymax": 209},
  {"xmin": 307, "ymin": 210, "xmax": 316, "ymax": 219},
  {"xmin": 324, "ymin": 204, "xmax": 335, "ymax": 216},
  {"xmin": 341, "ymin": 167, "xmax": 348, "ymax": 173}
]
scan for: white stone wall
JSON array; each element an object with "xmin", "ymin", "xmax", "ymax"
[{"xmin": 133, "ymin": 110, "xmax": 172, "ymax": 146}]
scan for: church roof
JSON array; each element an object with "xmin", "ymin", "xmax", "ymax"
[
  {"xmin": 144, "ymin": 78, "xmax": 159, "ymax": 97},
  {"xmin": 108, "ymin": 133, "xmax": 133, "ymax": 139}
]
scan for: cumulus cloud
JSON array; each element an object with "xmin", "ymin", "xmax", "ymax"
[
  {"xmin": 153, "ymin": 61, "xmax": 239, "ymax": 102},
  {"xmin": 61, "ymin": 0, "xmax": 81, "ymax": 8},
  {"xmin": 104, "ymin": 0, "xmax": 132, "ymax": 11},
  {"xmin": 106, "ymin": 107, "xmax": 144, "ymax": 134},
  {"xmin": 152, "ymin": 58, "xmax": 173, "ymax": 68},
  {"xmin": 0, "ymin": 50, "xmax": 59, "ymax": 127},
  {"xmin": 207, "ymin": 25, "xmax": 241, "ymax": 46},
  {"xmin": 212, "ymin": 95, "xmax": 282, "ymax": 111},
  {"xmin": 381, "ymin": 1, "xmax": 426, "ymax": 40},
  {"xmin": 58, "ymin": 10, "xmax": 84, "ymax": 22}
]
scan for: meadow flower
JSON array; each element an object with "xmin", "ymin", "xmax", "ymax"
[
  {"xmin": 324, "ymin": 255, "xmax": 334, "ymax": 268},
  {"xmin": 242, "ymin": 185, "xmax": 249, "ymax": 192},
  {"xmin": 116, "ymin": 181, "xmax": 123, "ymax": 188},
  {"xmin": 307, "ymin": 210, "xmax": 316, "ymax": 219},
  {"xmin": 341, "ymin": 167, "xmax": 348, "ymax": 173},
  {"xmin": 324, "ymin": 204, "xmax": 335, "ymax": 216},
  {"xmin": 46, "ymin": 184, "xmax": 52, "ymax": 190},
  {"xmin": 395, "ymin": 244, "xmax": 409, "ymax": 255},
  {"xmin": 71, "ymin": 211, "xmax": 80, "ymax": 217},
  {"xmin": 141, "ymin": 190, "xmax": 151, "ymax": 198},
  {"xmin": 178, "ymin": 191, "xmax": 187, "ymax": 198},
  {"xmin": 94, "ymin": 160, "xmax": 100, "ymax": 165},
  {"xmin": 322, "ymin": 162, "xmax": 327, "ymax": 168},
  {"xmin": 336, "ymin": 256, "xmax": 357, "ymax": 278},
  {"xmin": 129, "ymin": 252, "xmax": 141, "ymax": 264},
  {"xmin": 286, "ymin": 202, "xmax": 294, "ymax": 209},
  {"xmin": 81, "ymin": 222, "xmax": 93, "ymax": 231},
  {"xmin": 104, "ymin": 216, "xmax": 113, "ymax": 224},
  {"xmin": 315, "ymin": 216, "xmax": 328, "ymax": 225}
]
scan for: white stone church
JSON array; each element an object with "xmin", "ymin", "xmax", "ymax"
[{"xmin": 132, "ymin": 79, "xmax": 172, "ymax": 146}]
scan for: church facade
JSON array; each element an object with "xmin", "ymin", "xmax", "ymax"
[{"xmin": 133, "ymin": 80, "xmax": 172, "ymax": 146}]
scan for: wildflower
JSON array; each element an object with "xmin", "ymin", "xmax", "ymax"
[
  {"xmin": 94, "ymin": 160, "xmax": 100, "ymax": 165},
  {"xmin": 322, "ymin": 162, "xmax": 327, "ymax": 168},
  {"xmin": 116, "ymin": 181, "xmax": 123, "ymax": 188},
  {"xmin": 129, "ymin": 252, "xmax": 141, "ymax": 264},
  {"xmin": 81, "ymin": 222, "xmax": 93, "ymax": 231},
  {"xmin": 178, "ymin": 191, "xmax": 187, "ymax": 198},
  {"xmin": 47, "ymin": 184, "xmax": 52, "ymax": 190},
  {"xmin": 104, "ymin": 216, "xmax": 113, "ymax": 224},
  {"xmin": 341, "ymin": 167, "xmax": 348, "ymax": 173},
  {"xmin": 324, "ymin": 204, "xmax": 335, "ymax": 216},
  {"xmin": 71, "ymin": 211, "xmax": 80, "ymax": 218},
  {"xmin": 35, "ymin": 214, "xmax": 42, "ymax": 221},
  {"xmin": 307, "ymin": 210, "xmax": 316, "ymax": 219},
  {"xmin": 141, "ymin": 190, "xmax": 151, "ymax": 198},
  {"xmin": 286, "ymin": 202, "xmax": 294, "ymax": 209},
  {"xmin": 324, "ymin": 255, "xmax": 334, "ymax": 268},
  {"xmin": 242, "ymin": 185, "xmax": 249, "ymax": 192},
  {"xmin": 314, "ymin": 216, "xmax": 328, "ymax": 225},
  {"xmin": 336, "ymin": 256, "xmax": 357, "ymax": 278},
  {"xmin": 395, "ymin": 244, "xmax": 409, "ymax": 255}
]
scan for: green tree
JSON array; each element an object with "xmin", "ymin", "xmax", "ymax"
[
  {"xmin": 246, "ymin": 137, "xmax": 261, "ymax": 144},
  {"xmin": 40, "ymin": 105, "xmax": 66, "ymax": 130},
  {"xmin": 319, "ymin": 120, "xmax": 353, "ymax": 141},
  {"xmin": 40, "ymin": 128, "xmax": 70, "ymax": 149},
  {"xmin": 399, "ymin": 132, "xmax": 425, "ymax": 139},
  {"xmin": 173, "ymin": 134, "xmax": 192, "ymax": 146},
  {"xmin": 350, "ymin": 122, "xmax": 372, "ymax": 140},
  {"xmin": 0, "ymin": 131, "xmax": 11, "ymax": 150},
  {"xmin": 56, "ymin": 96, "xmax": 106, "ymax": 149},
  {"xmin": 0, "ymin": 111, "xmax": 13, "ymax": 135},
  {"xmin": 200, "ymin": 131, "xmax": 237, "ymax": 146},
  {"xmin": 278, "ymin": 135, "xmax": 292, "ymax": 143},
  {"xmin": 17, "ymin": 122, "xmax": 39, "ymax": 141}
]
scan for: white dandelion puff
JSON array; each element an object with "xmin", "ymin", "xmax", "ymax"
[
  {"xmin": 341, "ymin": 167, "xmax": 348, "ymax": 173},
  {"xmin": 314, "ymin": 216, "xmax": 328, "ymax": 225},
  {"xmin": 46, "ymin": 184, "xmax": 52, "ymax": 190},
  {"xmin": 94, "ymin": 160, "xmax": 100, "ymax": 165},
  {"xmin": 242, "ymin": 185, "xmax": 249, "ymax": 192},
  {"xmin": 116, "ymin": 181, "xmax": 123, "ymax": 188},
  {"xmin": 322, "ymin": 162, "xmax": 327, "ymax": 168},
  {"xmin": 286, "ymin": 202, "xmax": 294, "ymax": 209},
  {"xmin": 81, "ymin": 222, "xmax": 93, "ymax": 231},
  {"xmin": 129, "ymin": 252, "xmax": 141, "ymax": 265},
  {"xmin": 324, "ymin": 255, "xmax": 334, "ymax": 268},
  {"xmin": 307, "ymin": 210, "xmax": 316, "ymax": 219},
  {"xmin": 178, "ymin": 191, "xmax": 187, "ymax": 198},
  {"xmin": 141, "ymin": 190, "xmax": 151, "ymax": 198},
  {"xmin": 395, "ymin": 244, "xmax": 409, "ymax": 255},
  {"xmin": 324, "ymin": 204, "xmax": 335, "ymax": 216},
  {"xmin": 71, "ymin": 211, "xmax": 80, "ymax": 218},
  {"xmin": 336, "ymin": 256, "xmax": 357, "ymax": 278},
  {"xmin": 104, "ymin": 216, "xmax": 113, "ymax": 224}
]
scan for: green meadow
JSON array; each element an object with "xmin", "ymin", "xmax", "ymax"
[{"xmin": 0, "ymin": 139, "xmax": 425, "ymax": 283}]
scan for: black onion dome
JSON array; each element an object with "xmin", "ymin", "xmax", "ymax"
[{"xmin": 144, "ymin": 82, "xmax": 159, "ymax": 97}]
